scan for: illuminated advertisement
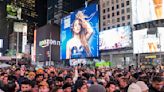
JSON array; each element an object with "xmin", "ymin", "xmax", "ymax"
[
  {"xmin": 35, "ymin": 24, "xmax": 60, "ymax": 62},
  {"xmin": 0, "ymin": 39, "xmax": 3, "ymax": 48},
  {"xmin": 60, "ymin": 4, "xmax": 99, "ymax": 59},
  {"xmin": 6, "ymin": 4, "xmax": 22, "ymax": 20},
  {"xmin": 132, "ymin": 0, "xmax": 164, "ymax": 24},
  {"xmin": 99, "ymin": 26, "xmax": 132, "ymax": 50},
  {"xmin": 14, "ymin": 22, "xmax": 27, "ymax": 53},
  {"xmin": 133, "ymin": 27, "xmax": 164, "ymax": 53}
]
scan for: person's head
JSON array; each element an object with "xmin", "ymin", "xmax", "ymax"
[
  {"xmin": 62, "ymin": 83, "xmax": 72, "ymax": 92},
  {"xmin": 136, "ymin": 81, "xmax": 149, "ymax": 92},
  {"xmin": 52, "ymin": 87, "xmax": 64, "ymax": 92},
  {"xmin": 72, "ymin": 19, "xmax": 82, "ymax": 34},
  {"xmin": 4, "ymin": 80, "xmax": 16, "ymax": 92},
  {"xmin": 118, "ymin": 78, "xmax": 128, "ymax": 88},
  {"xmin": 15, "ymin": 68, "xmax": 21, "ymax": 75},
  {"xmin": 65, "ymin": 76, "xmax": 73, "ymax": 85},
  {"xmin": 127, "ymin": 83, "xmax": 142, "ymax": 92},
  {"xmin": 88, "ymin": 84, "xmax": 106, "ymax": 92},
  {"xmin": 28, "ymin": 72, "xmax": 36, "ymax": 80},
  {"xmin": 38, "ymin": 81, "xmax": 50, "ymax": 92},
  {"xmin": 74, "ymin": 79, "xmax": 88, "ymax": 92},
  {"xmin": 151, "ymin": 76, "xmax": 164, "ymax": 91},
  {"xmin": 21, "ymin": 79, "xmax": 32, "ymax": 92},
  {"xmin": 106, "ymin": 81, "xmax": 117, "ymax": 92},
  {"xmin": 55, "ymin": 77, "xmax": 64, "ymax": 87},
  {"xmin": 35, "ymin": 74, "xmax": 44, "ymax": 83}
]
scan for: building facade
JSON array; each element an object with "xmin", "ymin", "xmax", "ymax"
[{"xmin": 99, "ymin": 0, "xmax": 135, "ymax": 67}]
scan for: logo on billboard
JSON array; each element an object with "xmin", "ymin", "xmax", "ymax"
[{"xmin": 39, "ymin": 39, "xmax": 60, "ymax": 48}]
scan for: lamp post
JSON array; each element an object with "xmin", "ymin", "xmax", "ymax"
[{"xmin": 157, "ymin": 33, "xmax": 162, "ymax": 65}]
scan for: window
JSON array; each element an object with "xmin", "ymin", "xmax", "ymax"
[
  {"xmin": 121, "ymin": 9, "xmax": 124, "ymax": 14},
  {"xmin": 103, "ymin": 9, "xmax": 106, "ymax": 13},
  {"xmin": 107, "ymin": 1, "xmax": 109, "ymax": 5},
  {"xmin": 117, "ymin": 18, "xmax": 120, "ymax": 22},
  {"xmin": 112, "ymin": 6, "xmax": 114, "ymax": 10},
  {"xmin": 108, "ymin": 14, "xmax": 110, "ymax": 18},
  {"xmin": 112, "ymin": 13, "xmax": 115, "ymax": 17},
  {"xmin": 103, "ymin": 3, "xmax": 105, "ymax": 7},
  {"xmin": 117, "ymin": 24, "xmax": 120, "ymax": 27},
  {"xmin": 103, "ymin": 15, "xmax": 106, "ymax": 19},
  {"xmin": 122, "ymin": 16, "xmax": 125, "ymax": 21},
  {"xmin": 121, "ymin": 3, "xmax": 124, "ymax": 7},
  {"xmin": 116, "ymin": 5, "xmax": 119, "ymax": 9},
  {"xmin": 112, "ymin": 19, "xmax": 115, "ymax": 23},
  {"xmin": 107, "ymin": 8, "xmax": 110, "ymax": 12},
  {"xmin": 117, "ymin": 11, "xmax": 120, "ymax": 15},
  {"xmin": 103, "ymin": 22, "xmax": 106, "ymax": 26},
  {"xmin": 122, "ymin": 23, "xmax": 125, "ymax": 26},
  {"xmin": 127, "ymin": 15, "xmax": 130, "ymax": 19},
  {"xmin": 108, "ymin": 27, "xmax": 110, "ymax": 29},
  {"xmin": 112, "ymin": 26, "xmax": 115, "ymax": 28},
  {"xmin": 126, "ymin": 1, "xmax": 130, "ymax": 6},
  {"xmin": 112, "ymin": 0, "xmax": 114, "ymax": 4},
  {"xmin": 127, "ymin": 8, "xmax": 130, "ymax": 13},
  {"xmin": 116, "ymin": 0, "xmax": 119, "ymax": 3},
  {"xmin": 128, "ymin": 22, "xmax": 131, "ymax": 25},
  {"xmin": 103, "ymin": 28, "xmax": 106, "ymax": 30}
]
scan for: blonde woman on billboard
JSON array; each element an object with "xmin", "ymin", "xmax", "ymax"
[{"xmin": 66, "ymin": 11, "xmax": 93, "ymax": 59}]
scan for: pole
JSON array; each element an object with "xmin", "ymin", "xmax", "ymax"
[
  {"xmin": 16, "ymin": 32, "xmax": 19, "ymax": 66},
  {"xmin": 49, "ymin": 32, "xmax": 52, "ymax": 66},
  {"xmin": 159, "ymin": 33, "xmax": 162, "ymax": 65}
]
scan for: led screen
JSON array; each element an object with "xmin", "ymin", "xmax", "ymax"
[
  {"xmin": 0, "ymin": 39, "xmax": 3, "ymax": 48},
  {"xmin": 132, "ymin": 0, "xmax": 164, "ymax": 24},
  {"xmin": 133, "ymin": 27, "xmax": 164, "ymax": 53},
  {"xmin": 60, "ymin": 4, "xmax": 99, "ymax": 59},
  {"xmin": 99, "ymin": 26, "xmax": 131, "ymax": 50}
]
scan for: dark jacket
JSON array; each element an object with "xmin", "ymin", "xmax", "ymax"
[{"xmin": 149, "ymin": 85, "xmax": 161, "ymax": 92}]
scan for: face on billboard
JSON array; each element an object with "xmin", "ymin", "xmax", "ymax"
[
  {"xmin": 99, "ymin": 26, "xmax": 131, "ymax": 50},
  {"xmin": 60, "ymin": 4, "xmax": 99, "ymax": 59},
  {"xmin": 133, "ymin": 27, "xmax": 164, "ymax": 53},
  {"xmin": 132, "ymin": 0, "xmax": 164, "ymax": 24}
]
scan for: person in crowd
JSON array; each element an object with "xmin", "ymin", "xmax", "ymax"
[
  {"xmin": 149, "ymin": 76, "xmax": 164, "ymax": 92},
  {"xmin": 38, "ymin": 81, "xmax": 50, "ymax": 92},
  {"xmin": 55, "ymin": 77, "xmax": 64, "ymax": 87},
  {"xmin": 127, "ymin": 83, "xmax": 142, "ymax": 92},
  {"xmin": 88, "ymin": 84, "xmax": 106, "ymax": 92},
  {"xmin": 74, "ymin": 79, "xmax": 88, "ymax": 92},
  {"xmin": 106, "ymin": 81, "xmax": 117, "ymax": 92},
  {"xmin": 136, "ymin": 81, "xmax": 149, "ymax": 92},
  {"xmin": 52, "ymin": 87, "xmax": 64, "ymax": 92},
  {"xmin": 20, "ymin": 79, "xmax": 33, "ymax": 92},
  {"xmin": 62, "ymin": 83, "xmax": 72, "ymax": 92}
]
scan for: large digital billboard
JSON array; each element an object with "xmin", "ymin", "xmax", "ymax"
[
  {"xmin": 133, "ymin": 27, "xmax": 164, "ymax": 53},
  {"xmin": 60, "ymin": 4, "xmax": 99, "ymax": 59},
  {"xmin": 35, "ymin": 24, "xmax": 60, "ymax": 62},
  {"xmin": 99, "ymin": 26, "xmax": 132, "ymax": 50},
  {"xmin": 132, "ymin": 0, "xmax": 164, "ymax": 24}
]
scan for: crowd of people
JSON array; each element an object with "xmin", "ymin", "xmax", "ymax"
[{"xmin": 0, "ymin": 64, "xmax": 163, "ymax": 92}]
